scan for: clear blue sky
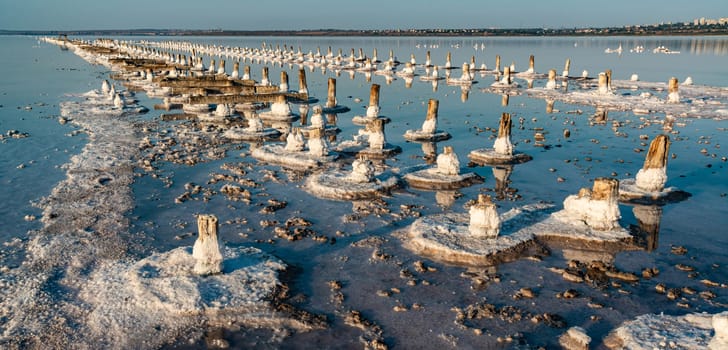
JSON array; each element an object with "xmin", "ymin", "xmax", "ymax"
[{"xmin": 1, "ymin": 0, "xmax": 725, "ymax": 30}]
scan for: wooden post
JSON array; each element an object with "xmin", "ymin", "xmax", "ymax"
[
  {"xmin": 501, "ymin": 94, "xmax": 509, "ymax": 107},
  {"xmin": 193, "ymin": 214, "xmax": 223, "ymax": 275},
  {"xmin": 498, "ymin": 112, "xmax": 512, "ymax": 139},
  {"xmin": 217, "ymin": 59, "xmax": 226, "ymax": 75},
  {"xmin": 563, "ymin": 58, "xmax": 571, "ymax": 77},
  {"xmin": 298, "ymin": 68, "xmax": 308, "ymax": 94},
  {"xmin": 469, "ymin": 194, "xmax": 500, "ymax": 238},
  {"xmin": 426, "ymin": 98, "xmax": 438, "ymax": 121},
  {"xmin": 667, "ymin": 77, "xmax": 679, "ymax": 103},
  {"xmin": 369, "ymin": 84, "xmax": 380, "ymax": 108},
  {"xmin": 591, "ymin": 177, "xmax": 619, "ymax": 201},
  {"xmin": 495, "ymin": 55, "xmax": 501, "ymax": 73},
  {"xmin": 231, "ymin": 61, "xmax": 240, "ymax": 79},
  {"xmin": 279, "ymin": 70, "xmax": 289, "ymax": 92},
  {"xmin": 528, "ymin": 54, "xmax": 535, "ymax": 72},
  {"xmin": 242, "ymin": 65, "xmax": 251, "ymax": 80},
  {"xmin": 261, "ymin": 66, "xmax": 269, "ymax": 85},
  {"xmin": 605, "ymin": 69, "xmax": 612, "ymax": 91},
  {"xmin": 598, "ymin": 72, "xmax": 609, "ymax": 94},
  {"xmin": 326, "ymin": 78, "xmax": 337, "ymax": 108},
  {"xmin": 547, "ymin": 69, "xmax": 557, "ymax": 89},
  {"xmin": 643, "ymin": 135, "xmax": 670, "ymax": 170}
]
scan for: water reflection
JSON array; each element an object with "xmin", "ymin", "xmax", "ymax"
[
  {"xmin": 491, "ymin": 165, "xmax": 520, "ymax": 201},
  {"xmin": 630, "ymin": 205, "xmax": 662, "ymax": 252}
]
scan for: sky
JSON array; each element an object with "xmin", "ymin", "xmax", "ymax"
[{"xmin": 0, "ymin": 0, "xmax": 726, "ymax": 31}]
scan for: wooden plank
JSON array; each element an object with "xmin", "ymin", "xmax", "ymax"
[{"xmin": 187, "ymin": 92, "xmax": 308, "ymax": 104}]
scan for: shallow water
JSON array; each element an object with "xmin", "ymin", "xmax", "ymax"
[{"xmin": 1, "ymin": 35, "xmax": 727, "ymax": 348}]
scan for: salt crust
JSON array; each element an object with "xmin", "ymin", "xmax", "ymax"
[
  {"xmin": 403, "ymin": 168, "xmax": 483, "ymax": 190},
  {"xmin": 605, "ymin": 312, "xmax": 728, "ymax": 350},
  {"xmin": 619, "ymin": 178, "xmax": 690, "ymax": 204},
  {"xmin": 78, "ymin": 246, "xmax": 299, "ymax": 349},
  {"xmin": 468, "ymin": 148, "xmax": 533, "ymax": 165},
  {"xmin": 524, "ymin": 79, "xmax": 728, "ymax": 120},
  {"xmin": 305, "ymin": 170, "xmax": 400, "ymax": 200},
  {"xmin": 404, "ymin": 203, "xmax": 632, "ymax": 266},
  {"xmin": 223, "ymin": 126, "xmax": 281, "ymax": 141},
  {"xmin": 251, "ymin": 144, "xmax": 338, "ymax": 170},
  {"xmin": 403, "ymin": 129, "xmax": 451, "ymax": 142}
]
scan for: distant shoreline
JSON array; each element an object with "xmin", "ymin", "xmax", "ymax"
[{"xmin": 1, "ymin": 25, "xmax": 727, "ymax": 37}]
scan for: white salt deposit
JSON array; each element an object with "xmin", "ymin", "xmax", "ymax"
[
  {"xmin": 468, "ymin": 195, "xmax": 501, "ymax": 238},
  {"xmin": 634, "ymin": 167, "xmax": 668, "ymax": 192},
  {"xmin": 605, "ymin": 312, "xmax": 725, "ymax": 349}
]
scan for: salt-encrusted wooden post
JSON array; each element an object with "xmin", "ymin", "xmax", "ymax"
[
  {"xmin": 326, "ymin": 78, "xmax": 337, "ymax": 108},
  {"xmin": 562, "ymin": 58, "xmax": 571, "ymax": 77},
  {"xmin": 667, "ymin": 77, "xmax": 679, "ymax": 103},
  {"xmin": 501, "ymin": 94, "xmax": 509, "ymax": 107},
  {"xmin": 598, "ymin": 72, "xmax": 609, "ymax": 94},
  {"xmin": 261, "ymin": 66, "xmax": 270, "ymax": 86},
  {"xmin": 367, "ymin": 84, "xmax": 381, "ymax": 118},
  {"xmin": 527, "ymin": 54, "xmax": 535, "ymax": 73},
  {"xmin": 217, "ymin": 59, "xmax": 226, "ymax": 75},
  {"xmin": 469, "ymin": 194, "xmax": 500, "ymax": 238},
  {"xmin": 193, "ymin": 214, "xmax": 223, "ymax": 275},
  {"xmin": 445, "ymin": 51, "xmax": 452, "ymax": 69},
  {"xmin": 502, "ymin": 66, "xmax": 512, "ymax": 85},
  {"xmin": 495, "ymin": 55, "xmax": 501, "ymax": 74},
  {"xmin": 279, "ymin": 70, "xmax": 289, "ymax": 92},
  {"xmin": 605, "ymin": 69, "xmax": 613, "ymax": 91},
  {"xmin": 422, "ymin": 98, "xmax": 439, "ymax": 133},
  {"xmin": 635, "ymin": 135, "xmax": 670, "ymax": 192},
  {"xmin": 592, "ymin": 177, "xmax": 618, "ymax": 201},
  {"xmin": 208, "ymin": 58, "xmax": 216, "ymax": 73},
  {"xmin": 546, "ymin": 69, "xmax": 557, "ymax": 89},
  {"xmin": 494, "ymin": 112, "xmax": 513, "ymax": 155},
  {"xmin": 231, "ymin": 61, "xmax": 240, "ymax": 79},
  {"xmin": 425, "ymin": 50, "xmax": 432, "ymax": 66},
  {"xmin": 547, "ymin": 99, "xmax": 556, "ymax": 114},
  {"xmin": 243, "ymin": 65, "xmax": 251, "ymax": 80},
  {"xmin": 298, "ymin": 68, "xmax": 308, "ymax": 94}
]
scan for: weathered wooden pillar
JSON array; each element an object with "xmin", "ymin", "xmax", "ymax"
[
  {"xmin": 469, "ymin": 194, "xmax": 500, "ymax": 238},
  {"xmin": 193, "ymin": 214, "xmax": 223, "ymax": 275},
  {"xmin": 326, "ymin": 77, "xmax": 337, "ymax": 108},
  {"xmin": 298, "ymin": 68, "xmax": 308, "ymax": 94}
]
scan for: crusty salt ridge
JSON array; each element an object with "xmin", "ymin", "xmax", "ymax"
[
  {"xmin": 251, "ymin": 126, "xmax": 337, "ymax": 170},
  {"xmin": 0, "ymin": 85, "xmax": 146, "ymax": 347},
  {"xmin": 524, "ymin": 76, "xmax": 728, "ymax": 120},
  {"xmin": 8, "ymin": 39, "xmax": 321, "ymax": 349},
  {"xmin": 402, "ymin": 179, "xmax": 632, "ymax": 266},
  {"xmin": 603, "ymin": 312, "xmax": 726, "ymax": 349}
]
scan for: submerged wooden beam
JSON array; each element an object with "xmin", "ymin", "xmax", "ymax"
[{"xmin": 187, "ymin": 91, "xmax": 309, "ymax": 104}]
